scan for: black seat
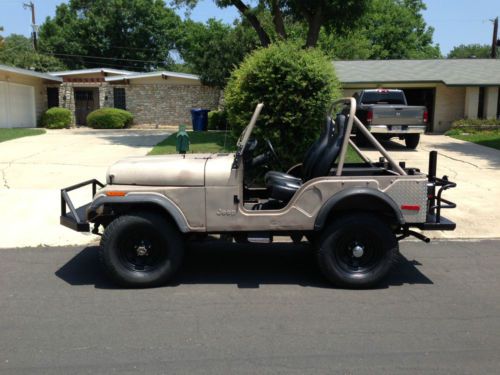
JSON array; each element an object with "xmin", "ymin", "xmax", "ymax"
[
  {"xmin": 265, "ymin": 116, "xmax": 334, "ymax": 185},
  {"xmin": 266, "ymin": 114, "xmax": 347, "ymax": 202}
]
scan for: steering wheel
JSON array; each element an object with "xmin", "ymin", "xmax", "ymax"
[{"xmin": 265, "ymin": 139, "xmax": 284, "ymax": 170}]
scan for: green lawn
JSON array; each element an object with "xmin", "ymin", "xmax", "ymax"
[
  {"xmin": 149, "ymin": 131, "xmax": 236, "ymax": 155},
  {"xmin": 448, "ymin": 132, "xmax": 500, "ymax": 151},
  {"xmin": 149, "ymin": 130, "xmax": 363, "ymax": 163},
  {"xmin": 0, "ymin": 128, "xmax": 46, "ymax": 143}
]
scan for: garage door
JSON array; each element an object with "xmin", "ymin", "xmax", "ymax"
[{"xmin": 0, "ymin": 81, "xmax": 36, "ymax": 128}]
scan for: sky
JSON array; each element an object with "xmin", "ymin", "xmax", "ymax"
[{"xmin": 0, "ymin": 0, "xmax": 498, "ymax": 56}]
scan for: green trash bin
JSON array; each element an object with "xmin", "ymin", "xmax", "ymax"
[{"xmin": 176, "ymin": 125, "xmax": 190, "ymax": 154}]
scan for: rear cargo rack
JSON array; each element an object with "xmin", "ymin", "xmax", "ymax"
[{"xmin": 60, "ymin": 179, "xmax": 104, "ymax": 232}]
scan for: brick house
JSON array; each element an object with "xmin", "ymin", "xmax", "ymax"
[
  {"xmin": 3, "ymin": 60, "xmax": 500, "ymax": 131},
  {"xmin": 334, "ymin": 59, "xmax": 500, "ymax": 133},
  {"xmin": 47, "ymin": 68, "xmax": 221, "ymax": 126}
]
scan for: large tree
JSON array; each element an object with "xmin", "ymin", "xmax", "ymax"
[
  {"xmin": 356, "ymin": 0, "xmax": 440, "ymax": 59},
  {"xmin": 448, "ymin": 44, "xmax": 492, "ymax": 59},
  {"xmin": 177, "ymin": 19, "xmax": 258, "ymax": 87},
  {"xmin": 0, "ymin": 34, "xmax": 66, "ymax": 72},
  {"xmin": 304, "ymin": 0, "xmax": 441, "ymax": 60},
  {"xmin": 39, "ymin": 0, "xmax": 181, "ymax": 71},
  {"xmin": 172, "ymin": 0, "xmax": 368, "ymax": 48}
]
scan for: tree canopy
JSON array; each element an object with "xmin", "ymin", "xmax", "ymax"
[
  {"xmin": 448, "ymin": 44, "xmax": 492, "ymax": 59},
  {"xmin": 177, "ymin": 19, "xmax": 258, "ymax": 87},
  {"xmin": 317, "ymin": 0, "xmax": 441, "ymax": 60},
  {"xmin": 39, "ymin": 0, "xmax": 181, "ymax": 71},
  {"xmin": 172, "ymin": 0, "xmax": 368, "ymax": 48},
  {"xmin": 0, "ymin": 34, "xmax": 66, "ymax": 72}
]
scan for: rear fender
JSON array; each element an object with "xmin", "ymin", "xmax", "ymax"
[{"xmin": 314, "ymin": 187, "xmax": 405, "ymax": 230}]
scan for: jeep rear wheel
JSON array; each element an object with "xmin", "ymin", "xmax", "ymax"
[
  {"xmin": 100, "ymin": 212, "xmax": 184, "ymax": 288},
  {"xmin": 317, "ymin": 213, "xmax": 397, "ymax": 288}
]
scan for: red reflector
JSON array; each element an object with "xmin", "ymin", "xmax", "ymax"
[
  {"xmin": 401, "ymin": 204, "xmax": 420, "ymax": 211},
  {"xmin": 106, "ymin": 191, "xmax": 126, "ymax": 197}
]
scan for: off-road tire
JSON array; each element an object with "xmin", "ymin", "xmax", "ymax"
[
  {"xmin": 405, "ymin": 134, "xmax": 420, "ymax": 149},
  {"xmin": 317, "ymin": 213, "xmax": 398, "ymax": 289},
  {"xmin": 100, "ymin": 212, "xmax": 184, "ymax": 288}
]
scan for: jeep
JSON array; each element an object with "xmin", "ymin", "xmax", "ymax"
[{"xmin": 60, "ymin": 98, "xmax": 456, "ymax": 288}]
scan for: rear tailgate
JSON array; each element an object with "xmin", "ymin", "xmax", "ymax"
[{"xmin": 371, "ymin": 105, "xmax": 426, "ymax": 126}]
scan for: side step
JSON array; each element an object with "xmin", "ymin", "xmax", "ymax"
[{"xmin": 247, "ymin": 232, "xmax": 272, "ymax": 244}]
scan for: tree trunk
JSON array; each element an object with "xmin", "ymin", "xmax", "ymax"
[
  {"xmin": 231, "ymin": 0, "xmax": 271, "ymax": 47},
  {"xmin": 305, "ymin": 7, "xmax": 322, "ymax": 48},
  {"xmin": 269, "ymin": 0, "xmax": 287, "ymax": 39}
]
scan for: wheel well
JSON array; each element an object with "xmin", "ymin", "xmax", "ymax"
[
  {"xmin": 96, "ymin": 203, "xmax": 183, "ymax": 232},
  {"xmin": 316, "ymin": 194, "xmax": 403, "ymax": 230}
]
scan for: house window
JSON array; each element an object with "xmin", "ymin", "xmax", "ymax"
[
  {"xmin": 478, "ymin": 87, "xmax": 485, "ymax": 119},
  {"xmin": 113, "ymin": 88, "xmax": 126, "ymax": 110},
  {"xmin": 47, "ymin": 87, "xmax": 59, "ymax": 108}
]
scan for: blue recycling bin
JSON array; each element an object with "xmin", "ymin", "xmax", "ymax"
[{"xmin": 190, "ymin": 108, "xmax": 210, "ymax": 131}]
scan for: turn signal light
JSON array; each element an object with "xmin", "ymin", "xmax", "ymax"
[
  {"xmin": 423, "ymin": 111, "xmax": 429, "ymax": 123},
  {"xmin": 366, "ymin": 111, "xmax": 373, "ymax": 124},
  {"xmin": 106, "ymin": 191, "xmax": 126, "ymax": 197}
]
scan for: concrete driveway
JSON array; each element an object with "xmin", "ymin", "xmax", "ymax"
[
  {"xmin": 0, "ymin": 128, "xmax": 169, "ymax": 248},
  {"xmin": 362, "ymin": 135, "xmax": 500, "ymax": 239}
]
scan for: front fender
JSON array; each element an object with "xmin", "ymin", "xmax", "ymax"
[{"xmin": 89, "ymin": 193, "xmax": 191, "ymax": 233}]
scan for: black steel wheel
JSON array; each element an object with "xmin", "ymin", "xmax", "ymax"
[
  {"xmin": 100, "ymin": 212, "xmax": 184, "ymax": 288},
  {"xmin": 317, "ymin": 213, "xmax": 397, "ymax": 288}
]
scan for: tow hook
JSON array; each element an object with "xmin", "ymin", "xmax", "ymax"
[{"xmin": 397, "ymin": 227, "xmax": 430, "ymax": 243}]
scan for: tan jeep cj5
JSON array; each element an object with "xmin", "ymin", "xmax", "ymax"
[{"xmin": 60, "ymin": 98, "xmax": 456, "ymax": 288}]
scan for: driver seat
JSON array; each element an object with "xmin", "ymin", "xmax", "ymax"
[{"xmin": 266, "ymin": 114, "xmax": 347, "ymax": 202}]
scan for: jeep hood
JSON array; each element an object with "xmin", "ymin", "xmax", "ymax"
[{"xmin": 107, "ymin": 154, "xmax": 212, "ymax": 186}]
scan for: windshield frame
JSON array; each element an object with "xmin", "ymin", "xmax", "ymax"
[{"xmin": 232, "ymin": 103, "xmax": 264, "ymax": 169}]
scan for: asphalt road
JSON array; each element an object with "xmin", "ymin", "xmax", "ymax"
[{"xmin": 1, "ymin": 239, "xmax": 499, "ymax": 374}]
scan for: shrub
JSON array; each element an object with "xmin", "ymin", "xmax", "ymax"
[
  {"xmin": 208, "ymin": 110, "xmax": 228, "ymax": 130},
  {"xmin": 41, "ymin": 107, "xmax": 72, "ymax": 129},
  {"xmin": 449, "ymin": 118, "xmax": 500, "ymax": 134},
  {"xmin": 87, "ymin": 108, "xmax": 133, "ymax": 129},
  {"xmin": 225, "ymin": 42, "xmax": 341, "ymax": 166}
]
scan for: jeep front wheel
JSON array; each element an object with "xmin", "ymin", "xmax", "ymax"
[
  {"xmin": 100, "ymin": 212, "xmax": 184, "ymax": 288},
  {"xmin": 317, "ymin": 213, "xmax": 398, "ymax": 288}
]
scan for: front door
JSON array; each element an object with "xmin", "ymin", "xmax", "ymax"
[{"xmin": 74, "ymin": 89, "xmax": 96, "ymax": 126}]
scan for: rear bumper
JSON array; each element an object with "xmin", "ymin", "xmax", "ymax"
[
  {"xmin": 368, "ymin": 125, "xmax": 426, "ymax": 134},
  {"xmin": 60, "ymin": 179, "xmax": 104, "ymax": 232},
  {"xmin": 408, "ymin": 214, "xmax": 456, "ymax": 231}
]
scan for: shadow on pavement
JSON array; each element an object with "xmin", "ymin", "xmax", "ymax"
[
  {"xmin": 357, "ymin": 139, "xmax": 417, "ymax": 152},
  {"xmin": 55, "ymin": 242, "xmax": 432, "ymax": 289},
  {"xmin": 432, "ymin": 139, "xmax": 500, "ymax": 169}
]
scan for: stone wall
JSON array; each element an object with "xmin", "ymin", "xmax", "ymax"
[
  {"xmin": 123, "ymin": 84, "xmax": 220, "ymax": 126},
  {"xmin": 46, "ymin": 81, "xmax": 220, "ymax": 126}
]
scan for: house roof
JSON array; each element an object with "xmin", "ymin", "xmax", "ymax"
[
  {"xmin": 0, "ymin": 64, "xmax": 62, "ymax": 82},
  {"xmin": 49, "ymin": 68, "xmax": 135, "ymax": 76},
  {"xmin": 333, "ymin": 59, "xmax": 500, "ymax": 86},
  {"xmin": 105, "ymin": 71, "xmax": 200, "ymax": 82}
]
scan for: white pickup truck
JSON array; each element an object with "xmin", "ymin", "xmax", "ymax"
[{"xmin": 354, "ymin": 89, "xmax": 428, "ymax": 149}]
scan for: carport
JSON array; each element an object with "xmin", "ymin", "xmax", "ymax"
[{"xmin": 0, "ymin": 64, "xmax": 62, "ymax": 128}]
